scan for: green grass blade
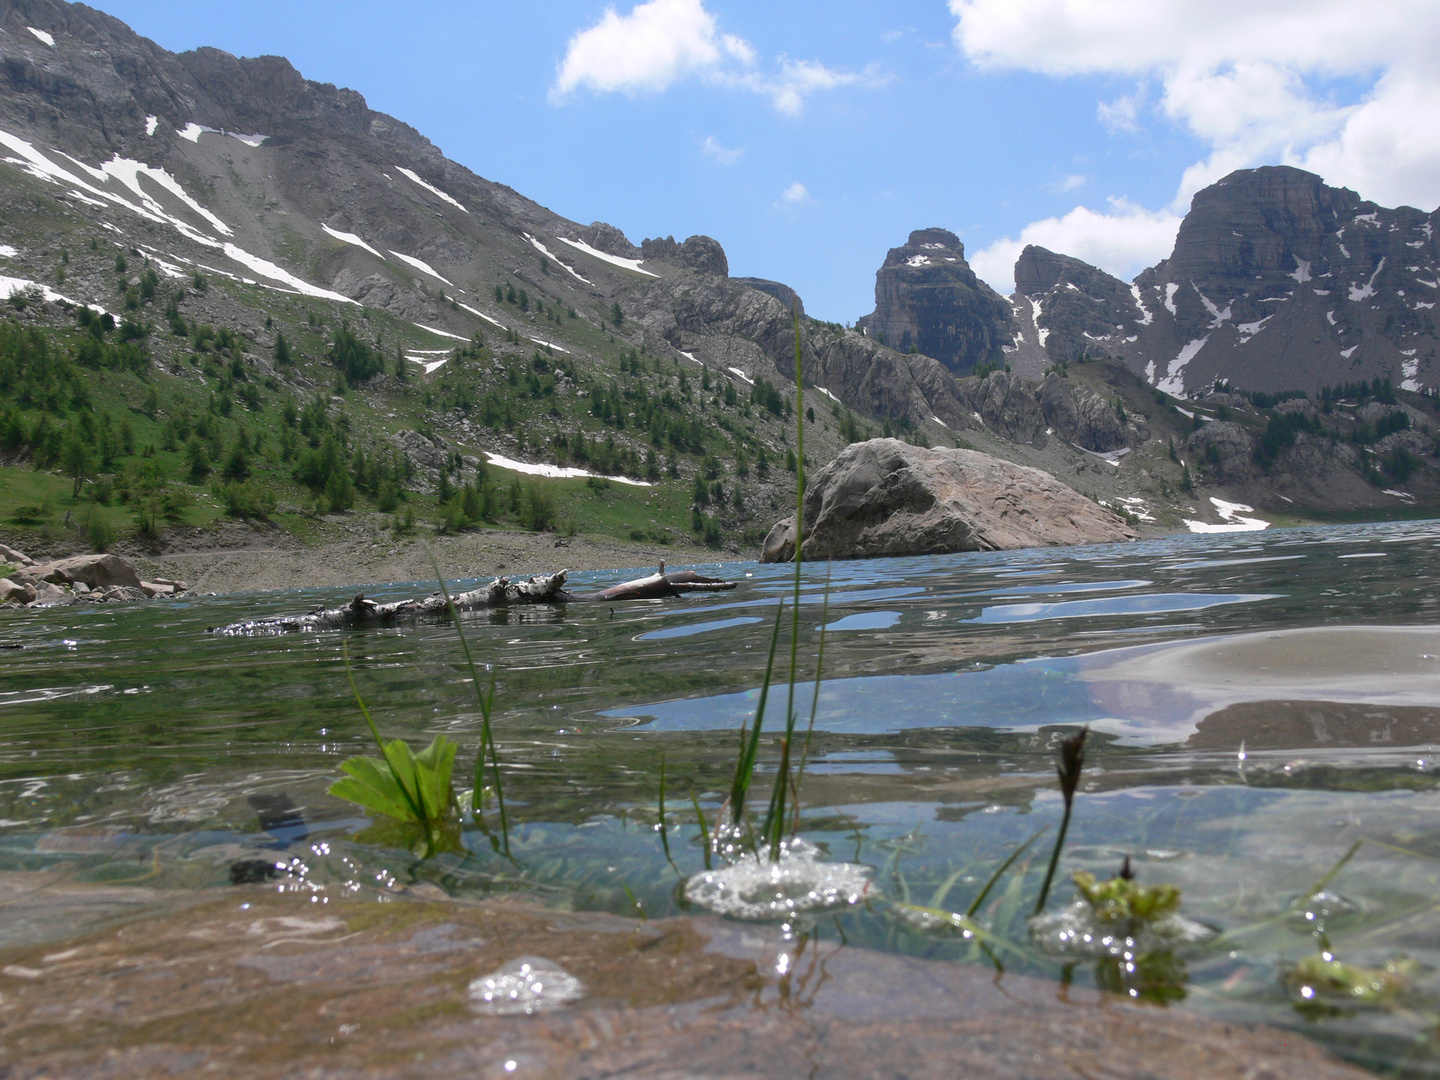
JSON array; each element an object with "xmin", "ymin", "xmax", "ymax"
[
  {"xmin": 431, "ymin": 555, "xmax": 509, "ymax": 857},
  {"xmin": 658, "ymin": 751, "xmax": 677, "ymax": 872},
  {"xmin": 729, "ymin": 597, "xmax": 785, "ymax": 825},
  {"xmin": 691, "ymin": 792, "xmax": 712, "ymax": 871},
  {"xmin": 966, "ymin": 828, "xmax": 1047, "ymax": 918}
]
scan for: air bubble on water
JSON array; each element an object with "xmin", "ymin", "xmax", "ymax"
[
  {"xmin": 468, "ymin": 957, "xmax": 584, "ymax": 1015},
  {"xmin": 684, "ymin": 829, "xmax": 871, "ymax": 922},
  {"xmin": 1029, "ymin": 900, "xmax": 1215, "ymax": 959},
  {"xmin": 1287, "ymin": 889, "xmax": 1360, "ymax": 931}
]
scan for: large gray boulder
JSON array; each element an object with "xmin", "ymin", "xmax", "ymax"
[
  {"xmin": 20, "ymin": 553, "xmax": 142, "ymax": 590},
  {"xmin": 761, "ymin": 438, "xmax": 1136, "ymax": 562}
]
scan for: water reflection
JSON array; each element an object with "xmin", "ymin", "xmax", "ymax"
[{"xmin": 5, "ymin": 520, "xmax": 1440, "ymax": 1075}]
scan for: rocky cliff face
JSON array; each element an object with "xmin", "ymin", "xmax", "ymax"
[
  {"xmin": 1132, "ymin": 167, "xmax": 1440, "ymax": 397},
  {"xmin": 857, "ymin": 228, "xmax": 1014, "ymax": 375},
  {"xmin": 1001, "ymin": 168, "xmax": 1440, "ymax": 398},
  {"xmin": 1008, "ymin": 245, "xmax": 1148, "ymax": 374}
]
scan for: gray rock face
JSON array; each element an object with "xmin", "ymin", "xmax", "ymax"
[
  {"xmin": 1013, "ymin": 245, "xmax": 1147, "ymax": 366},
  {"xmin": 858, "ymin": 229, "xmax": 1015, "ymax": 375},
  {"xmin": 1133, "ymin": 166, "xmax": 1440, "ymax": 395},
  {"xmin": 640, "ymin": 235, "xmax": 729, "ymax": 277},
  {"xmin": 761, "ymin": 438, "xmax": 1136, "ymax": 562},
  {"xmin": 578, "ymin": 222, "xmax": 640, "ymax": 259},
  {"xmin": 733, "ymin": 278, "xmax": 803, "ymax": 319},
  {"xmin": 1037, "ymin": 374, "xmax": 1130, "ymax": 452},
  {"xmin": 0, "ymin": 577, "xmax": 36, "ymax": 604}
]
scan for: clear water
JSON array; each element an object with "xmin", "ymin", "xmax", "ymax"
[{"xmin": 4, "ymin": 520, "xmax": 1440, "ymax": 1074}]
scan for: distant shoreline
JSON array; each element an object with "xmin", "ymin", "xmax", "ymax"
[{"xmin": 121, "ymin": 519, "xmax": 738, "ymax": 597}]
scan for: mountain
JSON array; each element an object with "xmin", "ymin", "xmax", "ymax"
[
  {"xmin": 1006, "ymin": 167, "xmax": 1440, "ymax": 397},
  {"xmin": 0, "ymin": 0, "xmax": 1436, "ymax": 564},
  {"xmin": 855, "ymin": 229, "xmax": 1015, "ymax": 374}
]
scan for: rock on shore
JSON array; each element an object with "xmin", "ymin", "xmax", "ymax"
[
  {"xmin": 0, "ymin": 548, "xmax": 187, "ymax": 608},
  {"xmin": 762, "ymin": 438, "xmax": 1136, "ymax": 562}
]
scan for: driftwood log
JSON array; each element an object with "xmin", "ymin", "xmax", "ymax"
[{"xmin": 209, "ymin": 564, "xmax": 736, "ymax": 635}]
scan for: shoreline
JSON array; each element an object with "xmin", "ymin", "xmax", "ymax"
[{"xmin": 123, "ymin": 518, "xmax": 743, "ymax": 596}]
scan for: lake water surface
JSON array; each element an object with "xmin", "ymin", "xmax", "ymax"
[{"xmin": 4, "ymin": 520, "xmax": 1440, "ymax": 1074}]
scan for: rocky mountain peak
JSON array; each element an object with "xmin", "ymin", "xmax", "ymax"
[
  {"xmin": 883, "ymin": 228, "xmax": 965, "ymax": 267},
  {"xmin": 858, "ymin": 227, "xmax": 1013, "ymax": 374}
]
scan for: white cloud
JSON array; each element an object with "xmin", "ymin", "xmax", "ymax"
[
  {"xmin": 781, "ymin": 181, "xmax": 810, "ymax": 204},
  {"xmin": 727, "ymin": 59, "xmax": 887, "ymax": 117},
  {"xmin": 949, "ymin": 0, "xmax": 1440, "ymax": 212},
  {"xmin": 1096, "ymin": 89, "xmax": 1142, "ymax": 134},
  {"xmin": 969, "ymin": 197, "xmax": 1184, "ymax": 294},
  {"xmin": 551, "ymin": 0, "xmax": 751, "ymax": 100},
  {"xmin": 552, "ymin": 0, "xmax": 881, "ymax": 115},
  {"xmin": 1048, "ymin": 173, "xmax": 1087, "ymax": 193},
  {"xmin": 701, "ymin": 135, "xmax": 744, "ymax": 165}
]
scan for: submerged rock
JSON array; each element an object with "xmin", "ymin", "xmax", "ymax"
[
  {"xmin": 0, "ymin": 881, "xmax": 1375, "ymax": 1079},
  {"xmin": 762, "ymin": 438, "xmax": 1136, "ymax": 562}
]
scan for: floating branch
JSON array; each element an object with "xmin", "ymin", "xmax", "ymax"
[{"xmin": 209, "ymin": 564, "xmax": 736, "ymax": 635}]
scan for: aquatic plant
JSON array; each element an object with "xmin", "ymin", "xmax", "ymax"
[
  {"xmin": 328, "ymin": 567, "xmax": 510, "ymax": 856},
  {"xmin": 1072, "ymin": 863, "xmax": 1182, "ymax": 926},
  {"xmin": 1034, "ymin": 725, "xmax": 1088, "ymax": 914},
  {"xmin": 1286, "ymin": 951, "xmax": 1416, "ymax": 1008},
  {"xmin": 327, "ymin": 645, "xmax": 458, "ymax": 842}
]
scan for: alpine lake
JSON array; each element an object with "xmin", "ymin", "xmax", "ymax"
[{"xmin": 4, "ymin": 519, "xmax": 1440, "ymax": 1078}]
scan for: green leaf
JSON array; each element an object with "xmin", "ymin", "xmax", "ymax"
[
  {"xmin": 413, "ymin": 734, "xmax": 458, "ymax": 822},
  {"xmin": 330, "ymin": 755, "xmax": 419, "ymax": 821}
]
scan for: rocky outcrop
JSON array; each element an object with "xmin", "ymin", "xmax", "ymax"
[
  {"xmin": 0, "ymin": 547, "xmax": 184, "ymax": 607},
  {"xmin": 20, "ymin": 552, "xmax": 143, "ymax": 590},
  {"xmin": 640, "ymin": 235, "xmax": 729, "ymax": 277},
  {"xmin": 857, "ymin": 229, "xmax": 1014, "ymax": 375},
  {"xmin": 761, "ymin": 438, "xmax": 1136, "ymax": 562},
  {"xmin": 734, "ymin": 278, "xmax": 803, "ymax": 319},
  {"xmin": 578, "ymin": 222, "xmax": 640, "ymax": 259},
  {"xmin": 1037, "ymin": 374, "xmax": 1130, "ymax": 452}
]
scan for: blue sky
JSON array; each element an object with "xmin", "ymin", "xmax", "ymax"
[{"xmin": 100, "ymin": 1, "xmax": 1440, "ymax": 323}]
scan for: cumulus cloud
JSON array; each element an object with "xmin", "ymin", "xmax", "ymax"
[
  {"xmin": 969, "ymin": 198, "xmax": 1184, "ymax": 294},
  {"xmin": 701, "ymin": 135, "xmax": 744, "ymax": 165},
  {"xmin": 553, "ymin": 0, "xmax": 880, "ymax": 115},
  {"xmin": 781, "ymin": 181, "xmax": 810, "ymax": 204},
  {"xmin": 949, "ymin": 0, "xmax": 1440, "ymax": 211},
  {"xmin": 551, "ymin": 0, "xmax": 751, "ymax": 100}
]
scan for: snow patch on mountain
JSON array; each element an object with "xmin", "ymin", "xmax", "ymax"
[
  {"xmin": 1348, "ymin": 258, "xmax": 1386, "ymax": 302},
  {"xmin": 484, "ymin": 452, "xmax": 652, "ymax": 487},
  {"xmin": 555, "ymin": 236, "xmax": 658, "ymax": 277},
  {"xmin": 176, "ymin": 123, "xmax": 217, "ymax": 143},
  {"xmin": 1288, "ymin": 257, "xmax": 1312, "ymax": 283},
  {"xmin": 144, "ymin": 116, "xmax": 158, "ymax": 137},
  {"xmin": 26, "ymin": 27, "xmax": 54, "ymax": 47},
  {"xmin": 1156, "ymin": 336, "xmax": 1208, "ymax": 396},
  {"xmin": 394, "ymin": 167, "xmax": 468, "ymax": 213},
  {"xmin": 522, "ymin": 233, "xmax": 593, "ymax": 285},
  {"xmin": 1163, "ymin": 282, "xmax": 1179, "ymax": 316},
  {"xmin": 223, "ymin": 244, "xmax": 356, "ymax": 304},
  {"xmin": 2, "ymin": 274, "xmax": 106, "ymax": 313},
  {"xmin": 411, "ymin": 322, "xmax": 468, "ymax": 342},
  {"xmin": 322, "ymin": 225, "xmax": 385, "ymax": 261},
  {"xmin": 388, "ymin": 251, "xmax": 456, "ymax": 288},
  {"xmin": 1129, "ymin": 284, "xmax": 1153, "ymax": 326}
]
